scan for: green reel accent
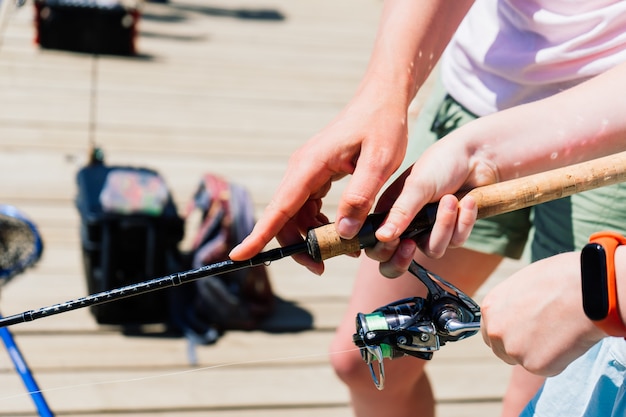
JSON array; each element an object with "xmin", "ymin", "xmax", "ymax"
[{"xmin": 361, "ymin": 311, "xmax": 393, "ymax": 360}]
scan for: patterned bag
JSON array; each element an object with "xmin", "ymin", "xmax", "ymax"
[{"xmin": 170, "ymin": 174, "xmax": 275, "ymax": 346}]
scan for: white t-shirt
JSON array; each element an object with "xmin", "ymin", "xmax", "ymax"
[{"xmin": 441, "ymin": 0, "xmax": 626, "ymax": 116}]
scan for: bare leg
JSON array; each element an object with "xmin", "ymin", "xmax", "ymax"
[
  {"xmin": 330, "ymin": 247, "xmax": 503, "ymax": 417},
  {"xmin": 500, "ymin": 366, "xmax": 545, "ymax": 417}
]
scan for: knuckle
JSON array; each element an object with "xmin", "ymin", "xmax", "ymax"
[
  {"xmin": 386, "ymin": 205, "xmax": 414, "ymax": 229},
  {"xmin": 342, "ymin": 191, "xmax": 372, "ymax": 213}
]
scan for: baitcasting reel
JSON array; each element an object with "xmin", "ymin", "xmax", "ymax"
[{"xmin": 353, "ymin": 260, "xmax": 481, "ymax": 390}]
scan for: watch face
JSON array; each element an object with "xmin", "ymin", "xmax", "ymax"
[{"xmin": 581, "ymin": 243, "xmax": 609, "ymax": 321}]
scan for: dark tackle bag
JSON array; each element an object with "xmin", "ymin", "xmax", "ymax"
[
  {"xmin": 75, "ymin": 149, "xmax": 184, "ymax": 325},
  {"xmin": 169, "ymin": 173, "xmax": 275, "ymax": 345},
  {"xmin": 34, "ymin": 0, "xmax": 139, "ymax": 56}
]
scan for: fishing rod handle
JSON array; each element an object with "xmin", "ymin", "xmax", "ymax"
[
  {"xmin": 469, "ymin": 151, "xmax": 626, "ymax": 219},
  {"xmin": 306, "ymin": 151, "xmax": 626, "ymax": 262}
]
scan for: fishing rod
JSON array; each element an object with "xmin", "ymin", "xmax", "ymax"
[
  {"xmin": 1, "ymin": 151, "xmax": 626, "ymax": 330},
  {"xmin": 0, "ymin": 208, "xmax": 436, "ymax": 328}
]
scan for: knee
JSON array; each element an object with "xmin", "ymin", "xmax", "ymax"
[
  {"xmin": 329, "ymin": 333, "xmax": 373, "ymax": 388},
  {"xmin": 330, "ymin": 330, "xmax": 431, "ymax": 395}
]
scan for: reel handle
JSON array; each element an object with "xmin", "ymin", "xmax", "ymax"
[
  {"xmin": 306, "ymin": 152, "xmax": 626, "ymax": 262},
  {"xmin": 442, "ymin": 318, "xmax": 481, "ymax": 336}
]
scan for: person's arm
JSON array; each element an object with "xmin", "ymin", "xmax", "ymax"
[
  {"xmin": 480, "ymin": 246, "xmax": 626, "ymax": 376},
  {"xmin": 229, "ymin": 0, "xmax": 474, "ymax": 273},
  {"xmin": 372, "ymin": 61, "xmax": 626, "ymax": 276}
]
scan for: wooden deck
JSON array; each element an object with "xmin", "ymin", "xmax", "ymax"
[{"xmin": 0, "ymin": 1, "xmax": 526, "ymax": 415}]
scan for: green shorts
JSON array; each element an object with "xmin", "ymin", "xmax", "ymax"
[{"xmin": 403, "ymin": 77, "xmax": 626, "ymax": 262}]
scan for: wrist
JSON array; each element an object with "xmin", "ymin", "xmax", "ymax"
[{"xmin": 355, "ymin": 67, "xmax": 415, "ymax": 112}]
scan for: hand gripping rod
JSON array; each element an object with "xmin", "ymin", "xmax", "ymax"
[{"xmin": 1, "ymin": 151, "xmax": 626, "ymax": 328}]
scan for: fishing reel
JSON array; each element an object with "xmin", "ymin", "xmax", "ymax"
[{"xmin": 353, "ymin": 260, "xmax": 481, "ymax": 390}]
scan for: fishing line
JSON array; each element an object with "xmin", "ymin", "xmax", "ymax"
[{"xmin": 0, "ymin": 346, "xmax": 363, "ymax": 403}]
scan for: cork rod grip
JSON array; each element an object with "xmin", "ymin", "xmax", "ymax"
[
  {"xmin": 469, "ymin": 152, "xmax": 626, "ymax": 219},
  {"xmin": 307, "ymin": 151, "xmax": 626, "ymax": 262},
  {"xmin": 306, "ymin": 224, "xmax": 361, "ymax": 262}
]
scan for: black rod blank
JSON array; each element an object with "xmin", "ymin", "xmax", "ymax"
[
  {"xmin": 0, "ymin": 242, "xmax": 308, "ymax": 328},
  {"xmin": 0, "ymin": 206, "xmax": 439, "ymax": 328}
]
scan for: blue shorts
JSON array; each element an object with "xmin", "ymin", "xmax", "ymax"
[{"xmin": 520, "ymin": 338, "xmax": 626, "ymax": 417}]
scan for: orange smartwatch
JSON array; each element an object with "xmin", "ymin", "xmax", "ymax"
[{"xmin": 581, "ymin": 231, "xmax": 626, "ymax": 337}]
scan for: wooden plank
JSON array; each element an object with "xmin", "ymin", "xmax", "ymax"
[
  {"xmin": 0, "ymin": 131, "xmax": 345, "ymax": 207},
  {"xmin": 1, "ymin": 322, "xmax": 501, "ymax": 371},
  {"xmin": 34, "ymin": 403, "xmax": 502, "ymax": 417},
  {"xmin": 0, "ymin": 365, "xmax": 351, "ymax": 414},
  {"xmin": 0, "ymin": 362, "xmax": 507, "ymax": 415}
]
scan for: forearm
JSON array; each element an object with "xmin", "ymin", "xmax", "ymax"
[
  {"xmin": 458, "ymin": 61, "xmax": 626, "ymax": 182},
  {"xmin": 356, "ymin": 0, "xmax": 473, "ymax": 111}
]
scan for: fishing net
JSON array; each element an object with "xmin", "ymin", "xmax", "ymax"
[{"xmin": 0, "ymin": 205, "xmax": 43, "ymax": 283}]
